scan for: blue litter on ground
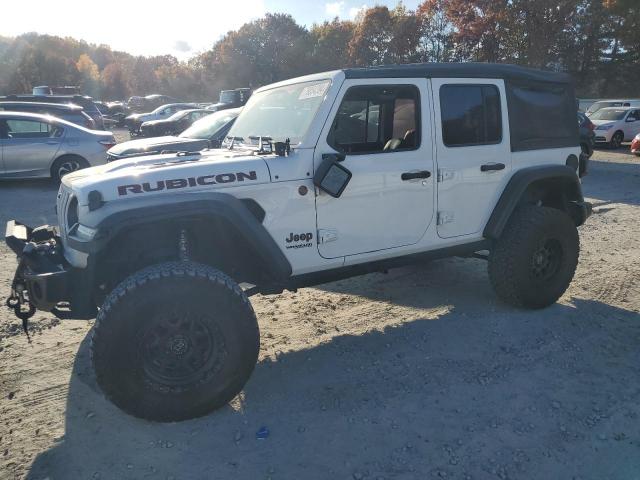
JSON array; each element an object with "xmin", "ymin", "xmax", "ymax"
[{"xmin": 256, "ymin": 426, "xmax": 269, "ymax": 440}]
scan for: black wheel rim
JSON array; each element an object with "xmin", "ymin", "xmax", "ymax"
[
  {"xmin": 612, "ymin": 134, "xmax": 622, "ymax": 148},
  {"xmin": 139, "ymin": 310, "xmax": 224, "ymax": 390},
  {"xmin": 530, "ymin": 239, "xmax": 563, "ymax": 281}
]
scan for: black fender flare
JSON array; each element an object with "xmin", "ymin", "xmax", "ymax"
[
  {"xmin": 483, "ymin": 165, "xmax": 586, "ymax": 240},
  {"xmin": 67, "ymin": 191, "xmax": 292, "ymax": 283}
]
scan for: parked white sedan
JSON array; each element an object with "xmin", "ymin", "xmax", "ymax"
[
  {"xmin": 0, "ymin": 112, "xmax": 115, "ymax": 181},
  {"xmin": 590, "ymin": 107, "xmax": 640, "ymax": 148}
]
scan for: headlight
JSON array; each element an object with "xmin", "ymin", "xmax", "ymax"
[{"xmin": 596, "ymin": 124, "xmax": 613, "ymax": 131}]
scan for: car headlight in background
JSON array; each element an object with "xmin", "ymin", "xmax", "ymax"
[{"xmin": 595, "ymin": 124, "xmax": 613, "ymax": 130}]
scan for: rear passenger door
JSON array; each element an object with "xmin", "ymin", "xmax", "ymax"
[
  {"xmin": 2, "ymin": 118, "xmax": 63, "ymax": 177},
  {"xmin": 432, "ymin": 79, "xmax": 511, "ymax": 238}
]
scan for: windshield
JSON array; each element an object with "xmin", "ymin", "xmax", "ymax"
[
  {"xmin": 590, "ymin": 109, "xmax": 627, "ymax": 121},
  {"xmin": 220, "ymin": 91, "xmax": 237, "ymax": 104},
  {"xmin": 227, "ymin": 79, "xmax": 331, "ymax": 146},
  {"xmin": 167, "ymin": 110, "xmax": 190, "ymax": 121},
  {"xmin": 180, "ymin": 110, "xmax": 239, "ymax": 139},
  {"xmin": 587, "ymin": 101, "xmax": 624, "ymax": 114}
]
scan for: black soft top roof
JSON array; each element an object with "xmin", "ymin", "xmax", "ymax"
[{"xmin": 343, "ymin": 63, "xmax": 572, "ymax": 85}]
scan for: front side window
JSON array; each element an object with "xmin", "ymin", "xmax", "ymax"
[
  {"xmin": 328, "ymin": 84, "xmax": 420, "ymax": 154},
  {"xmin": 5, "ymin": 119, "xmax": 58, "ymax": 138},
  {"xmin": 440, "ymin": 84, "xmax": 502, "ymax": 147}
]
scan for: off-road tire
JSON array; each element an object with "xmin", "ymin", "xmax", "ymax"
[
  {"xmin": 91, "ymin": 261, "xmax": 260, "ymax": 422},
  {"xmin": 488, "ymin": 206, "xmax": 579, "ymax": 309}
]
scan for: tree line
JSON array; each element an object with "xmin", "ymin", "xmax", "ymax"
[{"xmin": 1, "ymin": 0, "xmax": 638, "ymax": 101}]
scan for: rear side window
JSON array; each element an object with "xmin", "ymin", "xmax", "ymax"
[
  {"xmin": 507, "ymin": 82, "xmax": 578, "ymax": 151},
  {"xmin": 328, "ymin": 84, "xmax": 420, "ymax": 154},
  {"xmin": 440, "ymin": 85, "xmax": 502, "ymax": 147},
  {"xmin": 5, "ymin": 119, "xmax": 60, "ymax": 138}
]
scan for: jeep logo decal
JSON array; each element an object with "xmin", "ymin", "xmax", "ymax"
[
  {"xmin": 285, "ymin": 232, "xmax": 313, "ymax": 249},
  {"xmin": 117, "ymin": 171, "xmax": 258, "ymax": 196}
]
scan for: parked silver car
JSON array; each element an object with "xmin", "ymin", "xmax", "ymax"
[{"xmin": 0, "ymin": 112, "xmax": 115, "ymax": 181}]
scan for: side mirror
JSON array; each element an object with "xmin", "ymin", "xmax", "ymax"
[{"xmin": 314, "ymin": 155, "xmax": 352, "ymax": 198}]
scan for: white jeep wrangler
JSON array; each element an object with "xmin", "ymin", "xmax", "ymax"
[{"xmin": 6, "ymin": 64, "xmax": 591, "ymax": 422}]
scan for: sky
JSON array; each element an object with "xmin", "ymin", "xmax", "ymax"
[{"xmin": 2, "ymin": 0, "xmax": 421, "ymax": 59}]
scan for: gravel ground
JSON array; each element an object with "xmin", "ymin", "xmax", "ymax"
[{"xmin": 0, "ymin": 146, "xmax": 639, "ymax": 480}]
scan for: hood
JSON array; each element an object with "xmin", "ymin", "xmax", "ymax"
[
  {"xmin": 62, "ymin": 149, "xmax": 271, "ymax": 204},
  {"xmin": 206, "ymin": 102, "xmax": 229, "ymax": 111},
  {"xmin": 142, "ymin": 119, "xmax": 170, "ymax": 127},
  {"xmin": 108, "ymin": 136, "xmax": 207, "ymax": 156},
  {"xmin": 590, "ymin": 119, "xmax": 617, "ymax": 127}
]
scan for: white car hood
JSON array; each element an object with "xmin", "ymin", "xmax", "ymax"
[
  {"xmin": 590, "ymin": 119, "xmax": 617, "ymax": 127},
  {"xmin": 62, "ymin": 149, "xmax": 271, "ymax": 205}
]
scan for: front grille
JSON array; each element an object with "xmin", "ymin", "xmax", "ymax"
[
  {"xmin": 594, "ymin": 136, "xmax": 607, "ymax": 142},
  {"xmin": 56, "ymin": 186, "xmax": 72, "ymax": 244}
]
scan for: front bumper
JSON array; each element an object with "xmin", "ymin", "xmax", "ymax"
[
  {"xmin": 5, "ymin": 220, "xmax": 95, "ymax": 320},
  {"xmin": 594, "ymin": 130, "xmax": 613, "ymax": 143}
]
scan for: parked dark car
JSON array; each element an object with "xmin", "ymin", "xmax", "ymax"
[
  {"xmin": 578, "ymin": 112, "xmax": 595, "ymax": 177},
  {"xmin": 0, "ymin": 94, "xmax": 104, "ymax": 129},
  {"xmin": 578, "ymin": 112, "xmax": 595, "ymax": 156},
  {"xmin": 206, "ymin": 88, "xmax": 251, "ymax": 112},
  {"xmin": 108, "ymin": 107, "xmax": 240, "ymax": 161},
  {"xmin": 125, "ymin": 103, "xmax": 200, "ymax": 135},
  {"xmin": 0, "ymin": 101, "xmax": 96, "ymax": 129},
  {"xmin": 127, "ymin": 94, "xmax": 180, "ymax": 113},
  {"xmin": 140, "ymin": 109, "xmax": 212, "ymax": 137}
]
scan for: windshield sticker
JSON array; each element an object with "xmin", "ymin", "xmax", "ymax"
[{"xmin": 298, "ymin": 82, "xmax": 329, "ymax": 100}]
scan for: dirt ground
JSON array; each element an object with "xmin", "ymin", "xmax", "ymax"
[{"xmin": 0, "ymin": 144, "xmax": 639, "ymax": 480}]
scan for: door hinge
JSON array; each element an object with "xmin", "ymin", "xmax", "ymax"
[
  {"xmin": 437, "ymin": 211, "xmax": 454, "ymax": 225},
  {"xmin": 318, "ymin": 229, "xmax": 338, "ymax": 244},
  {"xmin": 437, "ymin": 169, "xmax": 455, "ymax": 182}
]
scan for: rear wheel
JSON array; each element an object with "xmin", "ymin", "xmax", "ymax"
[
  {"xmin": 91, "ymin": 261, "xmax": 260, "ymax": 422},
  {"xmin": 610, "ymin": 131, "xmax": 624, "ymax": 149},
  {"xmin": 51, "ymin": 155, "xmax": 89, "ymax": 182},
  {"xmin": 488, "ymin": 206, "xmax": 579, "ymax": 309}
]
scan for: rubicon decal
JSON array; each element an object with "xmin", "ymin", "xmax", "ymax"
[
  {"xmin": 117, "ymin": 171, "xmax": 258, "ymax": 196},
  {"xmin": 285, "ymin": 232, "xmax": 313, "ymax": 249}
]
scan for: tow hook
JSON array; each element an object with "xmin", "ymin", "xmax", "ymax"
[{"xmin": 6, "ymin": 288, "xmax": 36, "ymax": 341}]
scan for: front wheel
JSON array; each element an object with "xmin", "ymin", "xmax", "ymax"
[
  {"xmin": 91, "ymin": 262, "xmax": 260, "ymax": 422},
  {"xmin": 488, "ymin": 206, "xmax": 579, "ymax": 309},
  {"xmin": 610, "ymin": 131, "xmax": 624, "ymax": 149}
]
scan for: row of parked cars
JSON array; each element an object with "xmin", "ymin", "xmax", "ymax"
[
  {"xmin": 0, "ymin": 88, "xmax": 249, "ymax": 181},
  {"xmin": 581, "ymin": 98, "xmax": 640, "ymax": 154}
]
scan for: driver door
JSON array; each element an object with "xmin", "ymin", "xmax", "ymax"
[
  {"xmin": 624, "ymin": 109, "xmax": 640, "ymax": 139},
  {"xmin": 314, "ymin": 79, "xmax": 435, "ymax": 259}
]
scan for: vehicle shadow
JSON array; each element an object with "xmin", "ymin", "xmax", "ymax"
[
  {"xmin": 583, "ymin": 157, "xmax": 640, "ymax": 206},
  {"xmin": 25, "ymin": 290, "xmax": 640, "ymax": 479},
  {"xmin": 0, "ymin": 179, "xmax": 58, "ymax": 227}
]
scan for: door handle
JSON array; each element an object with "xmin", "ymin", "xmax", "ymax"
[
  {"xmin": 401, "ymin": 170, "xmax": 431, "ymax": 181},
  {"xmin": 480, "ymin": 163, "xmax": 505, "ymax": 172}
]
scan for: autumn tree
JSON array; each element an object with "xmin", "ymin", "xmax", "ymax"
[
  {"xmin": 76, "ymin": 53, "xmax": 100, "ymax": 96},
  {"xmin": 416, "ymin": 0, "xmax": 454, "ymax": 62},
  {"xmin": 310, "ymin": 19, "xmax": 355, "ymax": 70}
]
